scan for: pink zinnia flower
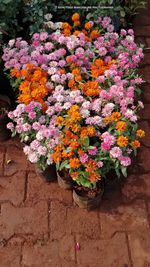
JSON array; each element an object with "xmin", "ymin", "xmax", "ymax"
[
  {"xmin": 7, "ymin": 122, "xmax": 14, "ymax": 130},
  {"xmin": 101, "ymin": 142, "xmax": 110, "ymax": 151},
  {"xmin": 110, "ymin": 147, "xmax": 122, "ymax": 158},
  {"xmin": 80, "ymin": 154, "xmax": 88, "ymax": 163},
  {"xmin": 119, "ymin": 156, "xmax": 131, "ymax": 167},
  {"xmin": 88, "ymin": 147, "xmax": 98, "ymax": 156},
  {"xmin": 97, "ymin": 161, "xmax": 103, "ymax": 168}
]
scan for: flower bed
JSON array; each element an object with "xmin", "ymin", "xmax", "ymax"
[{"xmin": 3, "ymin": 13, "xmax": 145, "ymax": 209}]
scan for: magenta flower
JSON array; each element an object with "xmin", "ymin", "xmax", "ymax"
[
  {"xmin": 88, "ymin": 147, "xmax": 98, "ymax": 156},
  {"xmin": 80, "ymin": 154, "xmax": 89, "ymax": 163}
]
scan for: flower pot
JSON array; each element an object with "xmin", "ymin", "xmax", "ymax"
[
  {"xmin": 57, "ymin": 170, "xmax": 73, "ymax": 190},
  {"xmin": 35, "ymin": 164, "xmax": 57, "ymax": 183},
  {"xmin": 73, "ymin": 182, "xmax": 104, "ymax": 210},
  {"xmin": 0, "ymin": 95, "xmax": 11, "ymax": 141},
  {"xmin": 0, "ymin": 114, "xmax": 11, "ymax": 141}
]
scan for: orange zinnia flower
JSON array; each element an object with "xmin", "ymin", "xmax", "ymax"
[
  {"xmin": 117, "ymin": 136, "xmax": 128, "ymax": 147},
  {"xmin": 116, "ymin": 121, "xmax": 127, "ymax": 132},
  {"xmin": 70, "ymin": 141, "xmax": 79, "ymax": 150},
  {"xmin": 111, "ymin": 112, "xmax": 121, "ymax": 122},
  {"xmin": 72, "ymin": 13, "xmax": 80, "ymax": 22},
  {"xmin": 62, "ymin": 138, "xmax": 70, "ymax": 146},
  {"xmin": 10, "ymin": 69, "xmax": 21, "ymax": 78},
  {"xmin": 87, "ymin": 126, "xmax": 96, "ymax": 137},
  {"xmin": 74, "ymin": 20, "xmax": 80, "ymax": 27},
  {"xmin": 62, "ymin": 22, "xmax": 72, "ymax": 30},
  {"xmin": 84, "ymin": 21, "xmax": 93, "ymax": 30},
  {"xmin": 89, "ymin": 171, "xmax": 101, "ymax": 183},
  {"xmin": 82, "ymin": 81, "xmax": 100, "ymax": 97},
  {"xmin": 103, "ymin": 116, "xmax": 112, "ymax": 124},
  {"xmin": 51, "ymin": 152, "xmax": 62, "ymax": 163},
  {"xmin": 55, "ymin": 116, "xmax": 64, "ymax": 125},
  {"xmin": 71, "ymin": 124, "xmax": 81, "ymax": 133},
  {"xmin": 136, "ymin": 129, "xmax": 145, "ymax": 138},
  {"xmin": 64, "ymin": 29, "xmax": 71, "ymax": 36},
  {"xmin": 90, "ymin": 29, "xmax": 100, "ymax": 39},
  {"xmin": 131, "ymin": 140, "xmax": 141, "ymax": 148},
  {"xmin": 69, "ymin": 158, "xmax": 80, "ymax": 169},
  {"xmin": 68, "ymin": 79, "xmax": 76, "ymax": 88},
  {"xmin": 73, "ymin": 30, "xmax": 81, "ymax": 36}
]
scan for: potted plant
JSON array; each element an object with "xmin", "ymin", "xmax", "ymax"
[
  {"xmin": 5, "ymin": 14, "xmax": 145, "ymax": 206},
  {"xmin": 7, "ymin": 101, "xmax": 59, "ymax": 182},
  {"xmin": 44, "ymin": 14, "xmax": 144, "ymax": 208}
]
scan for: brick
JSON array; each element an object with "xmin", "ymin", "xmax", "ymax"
[
  {"xmin": 0, "ymin": 245, "xmax": 21, "ymax": 267},
  {"xmin": 27, "ymin": 171, "xmax": 72, "ymax": 205},
  {"xmin": 122, "ymin": 174, "xmax": 150, "ymax": 202},
  {"xmin": 22, "ymin": 240, "xmax": 60, "ymax": 267},
  {"xmin": 128, "ymin": 230, "xmax": 150, "ymax": 267},
  {"xmin": 146, "ymin": 38, "xmax": 150, "ymax": 47},
  {"xmin": 0, "ymin": 201, "xmax": 48, "ymax": 240},
  {"xmin": 134, "ymin": 25, "xmax": 150, "ymax": 37},
  {"xmin": 4, "ymin": 145, "xmax": 28, "ymax": 176},
  {"xmin": 138, "ymin": 147, "xmax": 150, "ymax": 171},
  {"xmin": 0, "ymin": 146, "xmax": 5, "ymax": 176},
  {"xmin": 139, "ymin": 67, "xmax": 150, "ymax": 84},
  {"xmin": 141, "ymin": 52, "xmax": 150, "ymax": 65},
  {"xmin": 142, "ymin": 83, "xmax": 150, "ymax": 103},
  {"xmin": 128, "ymin": 156, "xmax": 142, "ymax": 176},
  {"xmin": 134, "ymin": 12, "xmax": 150, "ymax": 27},
  {"xmin": 1, "ymin": 136, "xmax": 21, "ymax": 148},
  {"xmin": 67, "ymin": 207, "xmax": 101, "ymax": 239},
  {"xmin": 138, "ymin": 121, "xmax": 150, "ymax": 147},
  {"xmin": 60, "ymin": 261, "xmax": 76, "ymax": 267},
  {"xmin": 140, "ymin": 103, "xmax": 150, "ymax": 119},
  {"xmin": 50, "ymin": 201, "xmax": 67, "ymax": 240},
  {"xmin": 59, "ymin": 235, "xmax": 76, "ymax": 262},
  {"xmin": 100, "ymin": 200, "xmax": 149, "ymax": 238},
  {"xmin": 0, "ymin": 171, "xmax": 25, "ymax": 205},
  {"xmin": 76, "ymin": 233, "xmax": 130, "ymax": 267}
]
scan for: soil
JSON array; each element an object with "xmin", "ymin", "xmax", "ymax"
[{"xmin": 73, "ymin": 182, "xmax": 103, "ymax": 199}]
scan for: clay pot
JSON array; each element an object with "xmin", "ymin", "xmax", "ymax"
[
  {"xmin": 35, "ymin": 164, "xmax": 57, "ymax": 183},
  {"xmin": 57, "ymin": 171, "xmax": 73, "ymax": 190},
  {"xmin": 0, "ymin": 95, "xmax": 11, "ymax": 141},
  {"xmin": 73, "ymin": 182, "xmax": 104, "ymax": 210}
]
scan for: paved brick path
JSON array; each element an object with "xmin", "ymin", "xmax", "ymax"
[{"xmin": 0, "ymin": 4, "xmax": 150, "ymax": 267}]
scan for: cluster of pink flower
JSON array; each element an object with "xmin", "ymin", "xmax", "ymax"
[{"xmin": 7, "ymin": 101, "xmax": 60, "ymax": 170}]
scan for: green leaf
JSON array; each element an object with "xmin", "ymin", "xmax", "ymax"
[
  {"xmin": 64, "ymin": 164, "xmax": 70, "ymax": 169},
  {"xmin": 84, "ymin": 181, "xmax": 92, "ymax": 188},
  {"xmin": 82, "ymin": 137, "xmax": 89, "ymax": 149},
  {"xmin": 115, "ymin": 168, "xmax": 121, "ymax": 178},
  {"xmin": 121, "ymin": 166, "xmax": 127, "ymax": 177},
  {"xmin": 3, "ymin": 0, "xmax": 12, "ymax": 4},
  {"xmin": 59, "ymin": 160, "xmax": 69, "ymax": 171},
  {"xmin": 120, "ymin": 10, "xmax": 126, "ymax": 17}
]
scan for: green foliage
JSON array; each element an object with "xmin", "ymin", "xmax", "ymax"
[
  {"xmin": 23, "ymin": 0, "xmax": 55, "ymax": 34},
  {"xmin": 0, "ymin": 0, "xmax": 146, "ymax": 52},
  {"xmin": 0, "ymin": 0, "xmax": 22, "ymax": 46}
]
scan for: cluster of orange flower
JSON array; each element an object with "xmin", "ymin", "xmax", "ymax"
[
  {"xmin": 11, "ymin": 64, "xmax": 48, "ymax": 108},
  {"xmin": 102, "ymin": 111, "xmax": 145, "ymax": 148},
  {"xmin": 91, "ymin": 59, "xmax": 115, "ymax": 78},
  {"xmin": 52, "ymin": 126, "xmax": 101, "ymax": 183},
  {"xmin": 62, "ymin": 12, "xmax": 100, "ymax": 42}
]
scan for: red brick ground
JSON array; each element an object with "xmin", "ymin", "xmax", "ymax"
[{"xmin": 1, "ymin": 4, "xmax": 150, "ymax": 267}]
